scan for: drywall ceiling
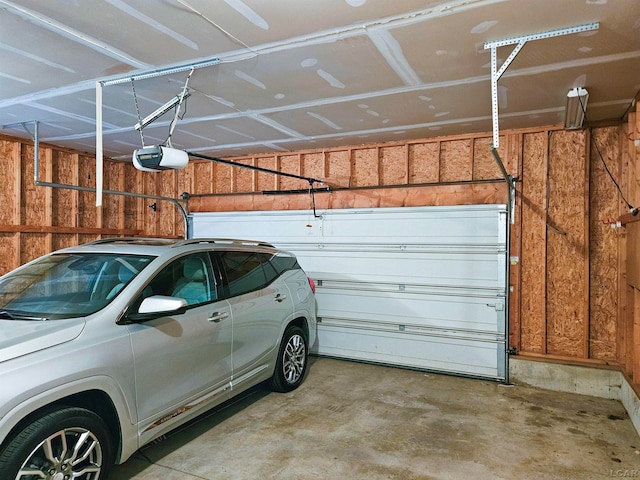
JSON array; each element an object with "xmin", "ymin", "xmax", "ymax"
[{"xmin": 0, "ymin": 0, "xmax": 639, "ymax": 161}]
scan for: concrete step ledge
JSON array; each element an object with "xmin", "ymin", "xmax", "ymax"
[{"xmin": 509, "ymin": 357, "xmax": 640, "ymax": 437}]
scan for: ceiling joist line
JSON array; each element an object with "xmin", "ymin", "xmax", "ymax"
[
  {"xmin": 95, "ymin": 57, "xmax": 220, "ymax": 207},
  {"xmin": 484, "ymin": 22, "xmax": 599, "ymax": 149}
]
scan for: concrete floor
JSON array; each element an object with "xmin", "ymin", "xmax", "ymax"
[{"xmin": 110, "ymin": 357, "xmax": 640, "ymax": 480}]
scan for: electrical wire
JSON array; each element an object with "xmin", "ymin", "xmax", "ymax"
[
  {"xmin": 579, "ymin": 93, "xmax": 635, "ymax": 212},
  {"xmin": 589, "ymin": 129, "xmax": 633, "ymax": 211},
  {"xmin": 619, "ymin": 87, "xmax": 640, "ymax": 121}
]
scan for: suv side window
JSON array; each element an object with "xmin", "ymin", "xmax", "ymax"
[
  {"xmin": 269, "ymin": 253, "xmax": 299, "ymax": 275},
  {"xmin": 134, "ymin": 252, "xmax": 216, "ymax": 308},
  {"xmin": 217, "ymin": 251, "xmax": 277, "ymax": 298}
]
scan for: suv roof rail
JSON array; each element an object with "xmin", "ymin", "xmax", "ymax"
[
  {"xmin": 173, "ymin": 238, "xmax": 275, "ymax": 248},
  {"xmin": 85, "ymin": 238, "xmax": 178, "ymax": 246}
]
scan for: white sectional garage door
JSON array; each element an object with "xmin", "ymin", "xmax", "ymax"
[{"xmin": 191, "ymin": 205, "xmax": 508, "ymax": 381}]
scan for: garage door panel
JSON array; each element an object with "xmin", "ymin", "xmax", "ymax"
[
  {"xmin": 191, "ymin": 205, "xmax": 507, "ymax": 381},
  {"xmin": 316, "ymin": 287, "xmax": 500, "ymax": 333},
  {"xmin": 317, "ymin": 321, "xmax": 502, "ymax": 377},
  {"xmin": 193, "ymin": 206, "xmax": 504, "ymax": 245},
  {"xmin": 295, "ymin": 250, "xmax": 503, "ymax": 290},
  {"xmin": 318, "ymin": 209, "xmax": 502, "ymax": 245}
]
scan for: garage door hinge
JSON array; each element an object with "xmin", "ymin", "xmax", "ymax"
[{"xmin": 487, "ymin": 301, "xmax": 505, "ymax": 311}]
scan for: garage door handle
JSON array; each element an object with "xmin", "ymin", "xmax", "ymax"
[
  {"xmin": 274, "ymin": 294, "xmax": 287, "ymax": 303},
  {"xmin": 208, "ymin": 312, "xmax": 229, "ymax": 323}
]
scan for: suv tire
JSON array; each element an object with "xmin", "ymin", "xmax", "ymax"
[
  {"xmin": 269, "ymin": 325, "xmax": 308, "ymax": 393},
  {"xmin": 0, "ymin": 406, "xmax": 113, "ymax": 480}
]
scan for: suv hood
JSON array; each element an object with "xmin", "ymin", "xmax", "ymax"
[{"xmin": 0, "ymin": 318, "xmax": 85, "ymax": 363}]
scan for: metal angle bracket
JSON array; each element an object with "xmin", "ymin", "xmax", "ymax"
[
  {"xmin": 95, "ymin": 57, "xmax": 220, "ymax": 207},
  {"xmin": 1, "ymin": 120, "xmax": 38, "ymax": 141},
  {"xmin": 484, "ymin": 22, "xmax": 599, "ymax": 148}
]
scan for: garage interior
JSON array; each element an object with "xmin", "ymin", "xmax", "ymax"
[{"xmin": 1, "ymin": 0, "xmax": 640, "ymax": 477}]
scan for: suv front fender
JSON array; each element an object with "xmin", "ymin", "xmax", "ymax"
[{"xmin": 0, "ymin": 375, "xmax": 139, "ymax": 464}]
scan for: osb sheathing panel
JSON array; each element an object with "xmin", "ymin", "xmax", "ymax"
[
  {"xmin": 53, "ymin": 234, "xmax": 78, "ymax": 251},
  {"xmin": 352, "ymin": 148, "xmax": 379, "ymax": 187},
  {"xmin": 440, "ymin": 139, "xmax": 471, "ymax": 182},
  {"xmin": 624, "ymin": 224, "xmax": 636, "ymax": 367},
  {"xmin": 409, "ymin": 142, "xmax": 439, "ymax": 183},
  {"xmin": 77, "ymin": 233, "xmax": 100, "ymax": 245},
  {"xmin": 21, "ymin": 144, "xmax": 47, "ymax": 227},
  {"xmin": 626, "ymin": 119, "xmax": 640, "ymax": 290},
  {"xmin": 380, "ymin": 145, "xmax": 408, "ymax": 185},
  {"xmin": 279, "ymin": 154, "xmax": 304, "ymax": 190},
  {"xmin": 234, "ymin": 158, "xmax": 254, "ymax": 192},
  {"xmin": 473, "ymin": 137, "xmax": 503, "ymax": 180},
  {"xmin": 143, "ymin": 174, "xmax": 158, "ymax": 236},
  {"xmin": 78, "ymin": 155, "xmax": 97, "ymax": 229},
  {"xmin": 159, "ymin": 170, "xmax": 178, "ymax": 237},
  {"xmin": 193, "ymin": 161, "xmax": 214, "ymax": 194},
  {"xmin": 546, "ymin": 130, "xmax": 588, "ymax": 358},
  {"xmin": 256, "ymin": 156, "xmax": 277, "ymax": 191},
  {"xmin": 326, "ymin": 150, "xmax": 352, "ymax": 187},
  {"xmin": 103, "ymin": 161, "xmax": 124, "ymax": 230},
  {"xmin": 0, "ymin": 140, "xmax": 20, "ymax": 224},
  {"xmin": 624, "ymin": 105, "xmax": 639, "ymax": 381},
  {"xmin": 0, "ymin": 234, "xmax": 18, "ymax": 273},
  {"xmin": 589, "ymin": 127, "xmax": 620, "ymax": 360},
  {"xmin": 302, "ymin": 152, "xmax": 326, "ymax": 181},
  {"xmin": 0, "ymin": 140, "xmax": 20, "ymax": 271},
  {"xmin": 215, "ymin": 162, "xmax": 233, "ymax": 194},
  {"xmin": 52, "ymin": 151, "xmax": 77, "ymax": 228},
  {"xmin": 20, "ymin": 233, "xmax": 48, "ymax": 265},
  {"xmin": 124, "ymin": 168, "xmax": 142, "ymax": 232},
  {"xmin": 520, "ymin": 132, "xmax": 548, "ymax": 354}
]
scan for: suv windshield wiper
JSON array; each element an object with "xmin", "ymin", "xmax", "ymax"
[{"xmin": 0, "ymin": 310, "xmax": 48, "ymax": 321}]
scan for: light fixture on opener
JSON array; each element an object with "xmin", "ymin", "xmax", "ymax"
[
  {"xmin": 564, "ymin": 87, "xmax": 588, "ymax": 130},
  {"xmin": 132, "ymin": 145, "xmax": 188, "ymax": 172}
]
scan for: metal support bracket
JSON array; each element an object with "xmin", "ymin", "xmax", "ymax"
[
  {"xmin": 490, "ymin": 147, "xmax": 516, "ymax": 225},
  {"xmin": 95, "ymin": 57, "xmax": 220, "ymax": 207},
  {"xmin": 484, "ymin": 22, "xmax": 599, "ymax": 148},
  {"xmin": 1, "ymin": 120, "xmax": 38, "ymax": 139}
]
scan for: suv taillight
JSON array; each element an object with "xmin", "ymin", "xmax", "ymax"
[{"xmin": 308, "ymin": 277, "xmax": 316, "ymax": 294}]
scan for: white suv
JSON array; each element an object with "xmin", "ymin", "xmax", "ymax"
[{"xmin": 0, "ymin": 238, "xmax": 317, "ymax": 479}]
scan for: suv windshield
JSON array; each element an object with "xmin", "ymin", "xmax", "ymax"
[{"xmin": 0, "ymin": 253, "xmax": 154, "ymax": 320}]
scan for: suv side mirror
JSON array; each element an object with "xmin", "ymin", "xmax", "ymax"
[{"xmin": 127, "ymin": 295, "xmax": 188, "ymax": 322}]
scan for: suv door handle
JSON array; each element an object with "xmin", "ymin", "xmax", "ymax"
[
  {"xmin": 274, "ymin": 294, "xmax": 287, "ymax": 303},
  {"xmin": 208, "ymin": 312, "xmax": 229, "ymax": 323}
]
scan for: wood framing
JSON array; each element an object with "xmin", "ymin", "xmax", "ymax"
[{"xmin": 0, "ymin": 122, "xmax": 635, "ymax": 389}]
